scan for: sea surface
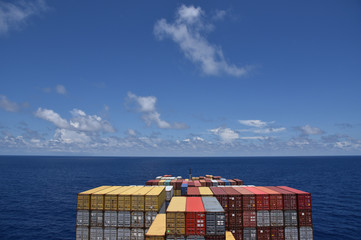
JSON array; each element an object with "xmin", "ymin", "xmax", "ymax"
[{"xmin": 0, "ymin": 156, "xmax": 360, "ymax": 240}]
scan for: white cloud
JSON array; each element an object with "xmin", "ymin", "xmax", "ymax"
[
  {"xmin": 127, "ymin": 129, "xmax": 136, "ymax": 136},
  {"xmin": 0, "ymin": 0, "xmax": 47, "ymax": 35},
  {"xmin": 253, "ymin": 127, "xmax": 286, "ymax": 134},
  {"xmin": 213, "ymin": 10, "xmax": 226, "ymax": 20},
  {"xmin": 0, "ymin": 95, "xmax": 19, "ymax": 112},
  {"xmin": 298, "ymin": 125, "xmax": 323, "ymax": 135},
  {"xmin": 35, "ymin": 108, "xmax": 69, "ymax": 128},
  {"xmin": 69, "ymin": 109, "xmax": 115, "ymax": 133},
  {"xmin": 127, "ymin": 92, "xmax": 188, "ymax": 129},
  {"xmin": 54, "ymin": 129, "xmax": 91, "ymax": 144},
  {"xmin": 238, "ymin": 120, "xmax": 270, "ymax": 128},
  {"xmin": 240, "ymin": 136, "xmax": 269, "ymax": 140},
  {"xmin": 209, "ymin": 127, "xmax": 239, "ymax": 144},
  {"xmin": 56, "ymin": 85, "xmax": 67, "ymax": 95},
  {"xmin": 154, "ymin": 5, "xmax": 250, "ymax": 77}
]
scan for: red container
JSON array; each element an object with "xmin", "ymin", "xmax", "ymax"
[
  {"xmin": 145, "ymin": 180, "xmax": 153, "ymax": 186},
  {"xmin": 200, "ymin": 180, "xmax": 206, "ymax": 186},
  {"xmin": 213, "ymin": 176, "xmax": 222, "ymax": 180},
  {"xmin": 270, "ymin": 227, "xmax": 284, "ymax": 240},
  {"xmin": 194, "ymin": 181, "xmax": 202, "ymax": 187},
  {"xmin": 266, "ymin": 187, "xmax": 297, "ymax": 210},
  {"xmin": 228, "ymin": 180, "xmax": 236, "ymax": 185},
  {"xmin": 205, "ymin": 179, "xmax": 212, "ymax": 187},
  {"xmin": 170, "ymin": 179, "xmax": 177, "ymax": 188},
  {"xmin": 205, "ymin": 236, "xmax": 225, "ymax": 240},
  {"xmin": 186, "ymin": 197, "xmax": 206, "ymax": 236},
  {"xmin": 233, "ymin": 187, "xmax": 256, "ymax": 211},
  {"xmin": 256, "ymin": 187, "xmax": 283, "ymax": 210},
  {"xmin": 153, "ymin": 179, "xmax": 160, "ymax": 185},
  {"xmin": 217, "ymin": 180, "xmax": 225, "ymax": 186},
  {"xmin": 187, "ymin": 187, "xmax": 201, "ymax": 196},
  {"xmin": 210, "ymin": 187, "xmax": 228, "ymax": 211},
  {"xmin": 229, "ymin": 228, "xmax": 243, "ymax": 240},
  {"xmin": 228, "ymin": 210, "xmax": 242, "ymax": 228},
  {"xmin": 233, "ymin": 179, "xmax": 244, "ymax": 185},
  {"xmin": 242, "ymin": 210, "xmax": 256, "ymax": 227},
  {"xmin": 188, "ymin": 181, "xmax": 195, "ymax": 187},
  {"xmin": 244, "ymin": 187, "xmax": 270, "ymax": 210},
  {"xmin": 257, "ymin": 227, "xmax": 271, "ymax": 240},
  {"xmin": 298, "ymin": 209, "xmax": 313, "ymax": 226},
  {"xmin": 175, "ymin": 179, "xmax": 183, "ymax": 190},
  {"xmin": 278, "ymin": 186, "xmax": 312, "ymax": 210},
  {"xmin": 223, "ymin": 187, "xmax": 242, "ymax": 210}
]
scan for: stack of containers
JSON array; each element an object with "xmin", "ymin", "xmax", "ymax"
[
  {"xmin": 199, "ymin": 187, "xmax": 213, "ymax": 197},
  {"xmin": 243, "ymin": 187, "xmax": 270, "ymax": 240},
  {"xmin": 145, "ymin": 187, "xmax": 166, "ymax": 229},
  {"xmin": 175, "ymin": 180, "xmax": 183, "ymax": 196},
  {"xmin": 222, "ymin": 187, "xmax": 242, "ymax": 240},
  {"xmin": 266, "ymin": 187, "xmax": 298, "ymax": 240},
  {"xmin": 278, "ymin": 186, "xmax": 313, "ymax": 240},
  {"xmin": 146, "ymin": 214, "xmax": 166, "ymax": 240},
  {"xmin": 209, "ymin": 187, "xmax": 228, "ymax": 229},
  {"xmin": 181, "ymin": 181, "xmax": 188, "ymax": 196},
  {"xmin": 165, "ymin": 186, "xmax": 174, "ymax": 209},
  {"xmin": 202, "ymin": 197, "xmax": 225, "ymax": 240},
  {"xmin": 166, "ymin": 197, "xmax": 187, "ymax": 239},
  {"xmin": 186, "ymin": 197, "xmax": 206, "ymax": 239},
  {"xmin": 188, "ymin": 187, "xmax": 201, "ymax": 197}
]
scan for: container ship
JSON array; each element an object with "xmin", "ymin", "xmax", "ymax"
[{"xmin": 76, "ymin": 174, "xmax": 313, "ymax": 240}]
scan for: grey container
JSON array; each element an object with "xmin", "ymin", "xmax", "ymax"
[
  {"xmin": 131, "ymin": 228, "xmax": 144, "ymax": 240},
  {"xmin": 90, "ymin": 211, "xmax": 103, "ymax": 227},
  {"xmin": 104, "ymin": 227, "xmax": 117, "ymax": 240},
  {"xmin": 105, "ymin": 211, "xmax": 118, "ymax": 227},
  {"xmin": 76, "ymin": 210, "xmax": 90, "ymax": 226},
  {"xmin": 202, "ymin": 197, "xmax": 225, "ymax": 236},
  {"xmin": 165, "ymin": 186, "xmax": 174, "ymax": 201},
  {"xmin": 285, "ymin": 227, "xmax": 298, "ymax": 240},
  {"xmin": 118, "ymin": 228, "xmax": 131, "ymax": 240},
  {"xmin": 131, "ymin": 211, "xmax": 145, "ymax": 228},
  {"xmin": 299, "ymin": 227, "xmax": 313, "ymax": 240},
  {"xmin": 90, "ymin": 227, "xmax": 103, "ymax": 240},
  {"xmin": 76, "ymin": 226, "xmax": 89, "ymax": 240},
  {"xmin": 167, "ymin": 236, "xmax": 186, "ymax": 240},
  {"xmin": 145, "ymin": 211, "xmax": 157, "ymax": 228},
  {"xmin": 270, "ymin": 210, "xmax": 284, "ymax": 227},
  {"xmin": 284, "ymin": 210, "xmax": 298, "ymax": 227},
  {"xmin": 257, "ymin": 210, "xmax": 270, "ymax": 227},
  {"xmin": 186, "ymin": 236, "xmax": 205, "ymax": 240},
  {"xmin": 118, "ymin": 211, "xmax": 131, "ymax": 227},
  {"xmin": 243, "ymin": 228, "xmax": 256, "ymax": 240},
  {"xmin": 159, "ymin": 201, "xmax": 166, "ymax": 214}
]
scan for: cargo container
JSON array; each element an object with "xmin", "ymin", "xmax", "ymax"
[
  {"xmin": 256, "ymin": 211, "xmax": 270, "ymax": 227},
  {"xmin": 188, "ymin": 181, "xmax": 195, "ymax": 187},
  {"xmin": 270, "ymin": 227, "xmax": 284, "ymax": 240},
  {"xmin": 187, "ymin": 236, "xmax": 205, "ymax": 240},
  {"xmin": 256, "ymin": 187, "xmax": 283, "ymax": 210},
  {"xmin": 167, "ymin": 236, "xmax": 186, "ymax": 240},
  {"xmin": 90, "ymin": 210, "xmax": 103, "ymax": 227},
  {"xmin": 233, "ymin": 187, "xmax": 255, "ymax": 211},
  {"xmin": 200, "ymin": 180, "xmax": 206, "ymax": 187},
  {"xmin": 284, "ymin": 227, "xmax": 298, "ymax": 240},
  {"xmin": 284, "ymin": 210, "xmax": 298, "ymax": 227},
  {"xmin": 181, "ymin": 183, "xmax": 188, "ymax": 196},
  {"xmin": 210, "ymin": 187, "xmax": 228, "ymax": 211},
  {"xmin": 76, "ymin": 226, "xmax": 89, "ymax": 240},
  {"xmin": 104, "ymin": 211, "xmax": 118, "ymax": 227},
  {"xmin": 222, "ymin": 187, "xmax": 242, "ymax": 211},
  {"xmin": 76, "ymin": 210, "xmax": 90, "ymax": 226},
  {"xmin": 132, "ymin": 187, "xmax": 154, "ymax": 211},
  {"xmin": 146, "ymin": 211, "xmax": 158, "ymax": 228},
  {"xmin": 194, "ymin": 181, "xmax": 202, "ymax": 187},
  {"xmin": 146, "ymin": 214, "xmax": 166, "ymax": 240},
  {"xmin": 159, "ymin": 180, "xmax": 166, "ymax": 186},
  {"xmin": 228, "ymin": 211, "xmax": 242, "ymax": 228},
  {"xmin": 233, "ymin": 179, "xmax": 243, "ymax": 185},
  {"xmin": 188, "ymin": 187, "xmax": 201, "ymax": 196},
  {"xmin": 204, "ymin": 235, "xmax": 225, "ymax": 240},
  {"xmin": 104, "ymin": 227, "xmax": 117, "ymax": 240},
  {"xmin": 202, "ymin": 197, "xmax": 225, "ymax": 236},
  {"xmin": 166, "ymin": 186, "xmax": 174, "ymax": 201},
  {"xmin": 118, "ymin": 228, "xmax": 131, "ymax": 240},
  {"xmin": 118, "ymin": 211, "xmax": 131, "ymax": 227},
  {"xmin": 243, "ymin": 187, "xmax": 269, "ymax": 211},
  {"xmin": 242, "ymin": 211, "xmax": 256, "ymax": 228},
  {"xmin": 298, "ymin": 210, "xmax": 312, "ymax": 226},
  {"xmin": 91, "ymin": 186, "xmax": 122, "ymax": 210},
  {"xmin": 277, "ymin": 187, "xmax": 311, "ymax": 210},
  {"xmin": 226, "ymin": 231, "xmax": 235, "ymax": 240},
  {"xmin": 77, "ymin": 186, "xmax": 111, "ymax": 210},
  {"xmin": 165, "ymin": 180, "xmax": 172, "ymax": 186},
  {"xmin": 229, "ymin": 228, "xmax": 242, "ymax": 240},
  {"xmin": 199, "ymin": 187, "xmax": 213, "ymax": 196},
  {"xmin": 299, "ymin": 227, "xmax": 313, "ymax": 240},
  {"xmin": 90, "ymin": 227, "xmax": 103, "ymax": 240},
  {"xmin": 205, "ymin": 180, "xmax": 212, "ymax": 187},
  {"xmin": 167, "ymin": 197, "xmax": 187, "ymax": 235},
  {"xmin": 217, "ymin": 180, "xmax": 225, "ymax": 186},
  {"xmin": 243, "ymin": 228, "xmax": 256, "ymax": 240},
  {"xmin": 118, "ymin": 187, "xmax": 145, "ymax": 211},
  {"xmin": 131, "ymin": 228, "xmax": 145, "ymax": 240},
  {"xmin": 176, "ymin": 180, "xmax": 183, "ymax": 190},
  {"xmin": 257, "ymin": 227, "xmax": 270, "ymax": 240},
  {"xmin": 186, "ymin": 197, "xmax": 206, "ymax": 236},
  {"xmin": 175, "ymin": 190, "xmax": 181, "ymax": 196},
  {"xmin": 269, "ymin": 210, "xmax": 283, "ymax": 227},
  {"xmin": 265, "ymin": 187, "xmax": 296, "ymax": 210},
  {"xmin": 228, "ymin": 180, "xmax": 236, "ymax": 186},
  {"xmin": 145, "ymin": 187, "xmax": 166, "ymax": 212},
  {"xmin": 211, "ymin": 180, "xmax": 218, "ymax": 187},
  {"xmin": 131, "ymin": 211, "xmax": 145, "ymax": 228},
  {"xmin": 105, "ymin": 186, "xmax": 132, "ymax": 211}
]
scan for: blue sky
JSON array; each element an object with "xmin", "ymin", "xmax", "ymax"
[{"xmin": 0, "ymin": 0, "xmax": 360, "ymax": 156}]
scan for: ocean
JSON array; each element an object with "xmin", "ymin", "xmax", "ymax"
[{"xmin": 0, "ymin": 156, "xmax": 360, "ymax": 240}]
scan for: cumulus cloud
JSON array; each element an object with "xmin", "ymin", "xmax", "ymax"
[
  {"xmin": 0, "ymin": 95, "xmax": 19, "ymax": 112},
  {"xmin": 56, "ymin": 85, "xmax": 67, "ymax": 95},
  {"xmin": 297, "ymin": 125, "xmax": 324, "ymax": 135},
  {"xmin": 253, "ymin": 127, "xmax": 286, "ymax": 134},
  {"xmin": 154, "ymin": 5, "xmax": 250, "ymax": 77},
  {"xmin": 35, "ymin": 108, "xmax": 69, "ymax": 128},
  {"xmin": 0, "ymin": 0, "xmax": 48, "ymax": 35},
  {"xmin": 238, "ymin": 120, "xmax": 270, "ymax": 128},
  {"xmin": 127, "ymin": 92, "xmax": 188, "ymax": 129},
  {"xmin": 54, "ymin": 129, "xmax": 91, "ymax": 144},
  {"xmin": 209, "ymin": 127, "xmax": 239, "ymax": 144}
]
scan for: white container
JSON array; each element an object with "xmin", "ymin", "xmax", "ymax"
[
  {"xmin": 90, "ymin": 227, "xmax": 103, "ymax": 240},
  {"xmin": 270, "ymin": 210, "xmax": 284, "ymax": 227},
  {"xmin": 76, "ymin": 210, "xmax": 89, "ymax": 226},
  {"xmin": 90, "ymin": 211, "xmax": 103, "ymax": 227},
  {"xmin": 118, "ymin": 211, "xmax": 131, "ymax": 227},
  {"xmin": 131, "ymin": 211, "xmax": 144, "ymax": 228},
  {"xmin": 257, "ymin": 210, "xmax": 270, "ymax": 227},
  {"xmin": 299, "ymin": 227, "xmax": 313, "ymax": 240},
  {"xmin": 285, "ymin": 227, "xmax": 298, "ymax": 240},
  {"xmin": 104, "ymin": 211, "xmax": 117, "ymax": 227},
  {"xmin": 117, "ymin": 228, "xmax": 131, "ymax": 240},
  {"xmin": 104, "ymin": 227, "xmax": 117, "ymax": 240},
  {"xmin": 76, "ymin": 226, "xmax": 89, "ymax": 240},
  {"xmin": 145, "ymin": 211, "xmax": 157, "ymax": 228},
  {"xmin": 131, "ymin": 228, "xmax": 144, "ymax": 240}
]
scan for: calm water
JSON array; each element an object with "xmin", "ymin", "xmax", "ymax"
[{"xmin": 0, "ymin": 156, "xmax": 360, "ymax": 240}]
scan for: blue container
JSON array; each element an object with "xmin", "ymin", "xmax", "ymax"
[
  {"xmin": 181, "ymin": 183, "xmax": 188, "ymax": 196},
  {"xmin": 222, "ymin": 179, "xmax": 230, "ymax": 186}
]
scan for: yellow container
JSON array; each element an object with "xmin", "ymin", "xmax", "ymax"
[
  {"xmin": 91, "ymin": 186, "xmax": 122, "ymax": 210},
  {"xmin": 118, "ymin": 186, "xmax": 144, "ymax": 211},
  {"xmin": 77, "ymin": 186, "xmax": 111, "ymax": 210},
  {"xmin": 198, "ymin": 187, "xmax": 213, "ymax": 196},
  {"xmin": 104, "ymin": 186, "xmax": 134, "ymax": 211},
  {"xmin": 131, "ymin": 186, "xmax": 154, "ymax": 211},
  {"xmin": 166, "ymin": 197, "xmax": 186, "ymax": 235},
  {"xmin": 226, "ymin": 231, "xmax": 235, "ymax": 240},
  {"xmin": 145, "ymin": 186, "xmax": 166, "ymax": 212},
  {"xmin": 146, "ymin": 213, "xmax": 166, "ymax": 240},
  {"xmin": 158, "ymin": 180, "xmax": 166, "ymax": 186},
  {"xmin": 174, "ymin": 190, "xmax": 181, "ymax": 196}
]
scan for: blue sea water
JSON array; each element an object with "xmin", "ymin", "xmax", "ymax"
[{"xmin": 0, "ymin": 156, "xmax": 360, "ymax": 240}]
